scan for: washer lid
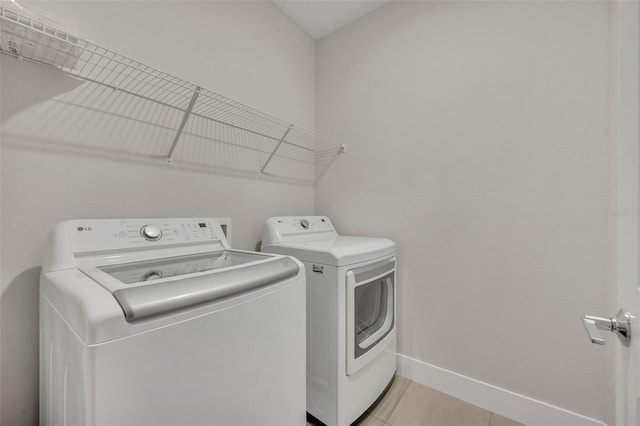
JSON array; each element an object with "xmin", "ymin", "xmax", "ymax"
[
  {"xmin": 80, "ymin": 251, "xmax": 300, "ymax": 322},
  {"xmin": 263, "ymin": 236, "xmax": 395, "ymax": 266},
  {"xmin": 97, "ymin": 250, "xmax": 264, "ymax": 284}
]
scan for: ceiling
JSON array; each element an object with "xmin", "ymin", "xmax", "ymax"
[{"xmin": 272, "ymin": 1, "xmax": 389, "ymax": 40}]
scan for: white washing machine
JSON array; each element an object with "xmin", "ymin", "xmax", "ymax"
[
  {"xmin": 40, "ymin": 218, "xmax": 306, "ymax": 426},
  {"xmin": 261, "ymin": 216, "xmax": 396, "ymax": 426}
]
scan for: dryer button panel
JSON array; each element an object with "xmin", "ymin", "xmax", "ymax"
[
  {"xmin": 265, "ymin": 216, "xmax": 337, "ymax": 244},
  {"xmin": 276, "ymin": 217, "xmax": 333, "ymax": 233}
]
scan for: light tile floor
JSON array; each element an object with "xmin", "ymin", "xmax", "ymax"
[{"xmin": 308, "ymin": 376, "xmax": 526, "ymax": 426}]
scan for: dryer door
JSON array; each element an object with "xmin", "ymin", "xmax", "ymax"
[{"xmin": 346, "ymin": 256, "xmax": 395, "ymax": 376}]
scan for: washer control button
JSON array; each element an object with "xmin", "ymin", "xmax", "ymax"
[
  {"xmin": 141, "ymin": 225, "xmax": 162, "ymax": 241},
  {"xmin": 300, "ymin": 219, "xmax": 309, "ymax": 229}
]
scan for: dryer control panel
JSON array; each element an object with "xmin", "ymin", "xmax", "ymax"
[{"xmin": 262, "ymin": 216, "xmax": 337, "ymax": 245}]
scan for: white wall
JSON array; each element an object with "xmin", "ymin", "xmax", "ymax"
[
  {"xmin": 316, "ymin": 1, "xmax": 610, "ymax": 421},
  {"xmin": 0, "ymin": 2, "xmax": 316, "ymax": 424}
]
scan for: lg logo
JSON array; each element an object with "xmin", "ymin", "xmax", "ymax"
[{"xmin": 76, "ymin": 226, "xmax": 93, "ymax": 232}]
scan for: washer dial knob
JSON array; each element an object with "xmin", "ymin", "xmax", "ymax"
[
  {"xmin": 300, "ymin": 219, "xmax": 309, "ymax": 229},
  {"xmin": 141, "ymin": 224, "xmax": 162, "ymax": 241}
]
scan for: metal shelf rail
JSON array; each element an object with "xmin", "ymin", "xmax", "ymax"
[{"xmin": 0, "ymin": 3, "xmax": 345, "ymax": 184}]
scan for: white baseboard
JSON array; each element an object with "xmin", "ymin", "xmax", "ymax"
[{"xmin": 397, "ymin": 353, "xmax": 605, "ymax": 426}]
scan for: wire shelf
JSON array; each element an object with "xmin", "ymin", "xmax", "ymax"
[{"xmin": 0, "ymin": 3, "xmax": 345, "ymax": 184}]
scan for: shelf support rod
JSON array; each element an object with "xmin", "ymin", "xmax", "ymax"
[
  {"xmin": 260, "ymin": 124, "xmax": 293, "ymax": 174},
  {"xmin": 167, "ymin": 86, "xmax": 201, "ymax": 164}
]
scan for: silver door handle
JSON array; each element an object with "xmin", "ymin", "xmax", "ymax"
[{"xmin": 581, "ymin": 309, "xmax": 631, "ymax": 347}]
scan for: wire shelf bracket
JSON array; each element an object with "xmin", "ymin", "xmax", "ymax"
[
  {"xmin": 166, "ymin": 86, "xmax": 201, "ymax": 164},
  {"xmin": 260, "ymin": 124, "xmax": 293, "ymax": 174}
]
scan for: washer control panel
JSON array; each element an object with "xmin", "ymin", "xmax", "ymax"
[{"xmin": 67, "ymin": 218, "xmax": 229, "ymax": 254}]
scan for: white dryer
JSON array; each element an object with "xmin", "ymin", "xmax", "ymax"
[
  {"xmin": 40, "ymin": 218, "xmax": 306, "ymax": 426},
  {"xmin": 262, "ymin": 216, "xmax": 396, "ymax": 426}
]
